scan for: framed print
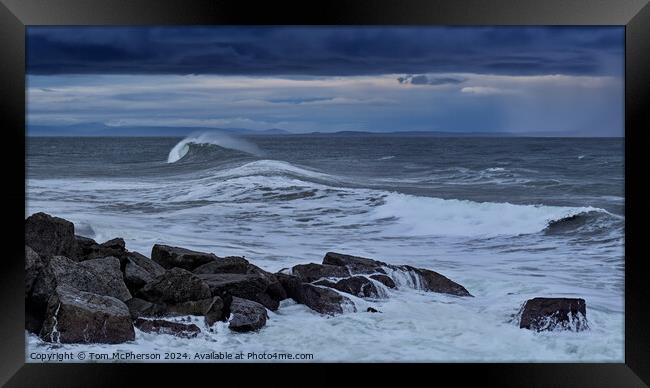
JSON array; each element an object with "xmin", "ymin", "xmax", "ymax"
[{"xmin": 1, "ymin": 0, "xmax": 648, "ymax": 386}]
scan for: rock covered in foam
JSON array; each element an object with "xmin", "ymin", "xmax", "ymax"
[
  {"xmin": 519, "ymin": 297, "xmax": 588, "ymax": 332},
  {"xmin": 134, "ymin": 318, "xmax": 201, "ymax": 338}
]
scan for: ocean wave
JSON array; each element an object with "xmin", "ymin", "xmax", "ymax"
[{"xmin": 167, "ymin": 131, "xmax": 262, "ymax": 163}]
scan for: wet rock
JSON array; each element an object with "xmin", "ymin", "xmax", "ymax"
[
  {"xmin": 519, "ymin": 297, "xmax": 588, "ymax": 332},
  {"xmin": 101, "ymin": 238, "xmax": 126, "ymax": 251},
  {"xmin": 25, "ymin": 246, "xmax": 48, "ymax": 333},
  {"xmin": 322, "ymin": 252, "xmax": 387, "ymax": 274},
  {"xmin": 291, "ymin": 263, "xmax": 350, "ymax": 282},
  {"xmin": 197, "ymin": 273, "xmax": 280, "ymax": 311},
  {"xmin": 31, "ymin": 256, "xmax": 132, "ymax": 309},
  {"xmin": 275, "ymin": 272, "xmax": 303, "ymax": 301},
  {"xmin": 134, "ymin": 318, "xmax": 200, "ymax": 338},
  {"xmin": 204, "ymin": 296, "xmax": 229, "ymax": 327},
  {"xmin": 123, "ymin": 252, "xmax": 165, "ymax": 293},
  {"xmin": 25, "ymin": 246, "xmax": 45, "ymax": 296},
  {"xmin": 151, "ymin": 244, "xmax": 218, "ymax": 271},
  {"xmin": 293, "ymin": 283, "xmax": 356, "ymax": 315},
  {"xmin": 367, "ymin": 307, "xmax": 381, "ymax": 313},
  {"xmin": 75, "ymin": 235, "xmax": 128, "ymax": 263},
  {"xmin": 137, "ymin": 267, "xmax": 211, "ymax": 304},
  {"xmin": 125, "ymin": 297, "xmax": 166, "ymax": 319},
  {"xmin": 228, "ymin": 297, "xmax": 268, "ymax": 332},
  {"xmin": 402, "ymin": 266, "xmax": 472, "ymax": 297},
  {"xmin": 25, "ymin": 212, "xmax": 78, "ymax": 260},
  {"xmin": 314, "ymin": 276, "xmax": 381, "ymax": 298},
  {"xmin": 192, "ymin": 256, "xmax": 250, "ymax": 274},
  {"xmin": 40, "ymin": 286, "xmax": 134, "ymax": 344},
  {"xmin": 134, "ymin": 318, "xmax": 201, "ymax": 338},
  {"xmin": 370, "ymin": 274, "xmax": 396, "ymax": 289}
]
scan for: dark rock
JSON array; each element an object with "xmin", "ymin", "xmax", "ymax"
[
  {"xmin": 78, "ymin": 258, "xmax": 132, "ymax": 300},
  {"xmin": 204, "ymin": 296, "xmax": 228, "ymax": 327},
  {"xmin": 137, "ymin": 267, "xmax": 211, "ymax": 304},
  {"xmin": 151, "ymin": 244, "xmax": 218, "ymax": 271},
  {"xmin": 402, "ymin": 266, "xmax": 472, "ymax": 297},
  {"xmin": 134, "ymin": 318, "xmax": 200, "ymax": 338},
  {"xmin": 367, "ymin": 307, "xmax": 381, "ymax": 313},
  {"xmin": 246, "ymin": 265, "xmax": 287, "ymax": 302},
  {"xmin": 291, "ymin": 263, "xmax": 350, "ymax": 282},
  {"xmin": 165, "ymin": 297, "xmax": 219, "ymax": 316},
  {"xmin": 519, "ymin": 297, "xmax": 588, "ymax": 332},
  {"xmin": 314, "ymin": 276, "xmax": 381, "ymax": 298},
  {"xmin": 25, "ymin": 212, "xmax": 78, "ymax": 260},
  {"xmin": 101, "ymin": 238, "xmax": 126, "ymax": 251},
  {"xmin": 192, "ymin": 256, "xmax": 250, "ymax": 274},
  {"xmin": 228, "ymin": 297, "xmax": 268, "ymax": 332},
  {"xmin": 40, "ymin": 286, "xmax": 134, "ymax": 344},
  {"xmin": 75, "ymin": 235, "xmax": 127, "ymax": 263},
  {"xmin": 125, "ymin": 297, "xmax": 166, "ymax": 319},
  {"xmin": 123, "ymin": 253, "xmax": 165, "ymax": 293},
  {"xmin": 25, "ymin": 246, "xmax": 45, "ymax": 296},
  {"xmin": 293, "ymin": 283, "xmax": 356, "ymax": 315},
  {"xmin": 31, "ymin": 256, "xmax": 132, "ymax": 309},
  {"xmin": 370, "ymin": 274, "xmax": 396, "ymax": 289},
  {"xmin": 323, "ymin": 252, "xmax": 387, "ymax": 274},
  {"xmin": 275, "ymin": 272, "xmax": 303, "ymax": 301},
  {"xmin": 197, "ymin": 273, "xmax": 280, "ymax": 311}
]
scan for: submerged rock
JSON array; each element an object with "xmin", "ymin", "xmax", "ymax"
[
  {"xmin": 40, "ymin": 286, "xmax": 134, "ymax": 344},
  {"xmin": 519, "ymin": 297, "xmax": 588, "ymax": 332},
  {"xmin": 314, "ymin": 276, "xmax": 381, "ymax": 298},
  {"xmin": 25, "ymin": 212, "xmax": 78, "ymax": 260},
  {"xmin": 228, "ymin": 297, "xmax": 268, "ymax": 332},
  {"xmin": 401, "ymin": 266, "xmax": 472, "ymax": 297},
  {"xmin": 322, "ymin": 252, "xmax": 387, "ymax": 274},
  {"xmin": 369, "ymin": 274, "xmax": 396, "ymax": 289},
  {"xmin": 134, "ymin": 318, "xmax": 201, "ymax": 338},
  {"xmin": 137, "ymin": 267, "xmax": 211, "ymax": 304},
  {"xmin": 294, "ymin": 283, "xmax": 356, "ymax": 315},
  {"xmin": 151, "ymin": 244, "xmax": 218, "ymax": 271}
]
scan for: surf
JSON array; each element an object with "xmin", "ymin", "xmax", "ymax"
[{"xmin": 167, "ymin": 131, "xmax": 262, "ymax": 163}]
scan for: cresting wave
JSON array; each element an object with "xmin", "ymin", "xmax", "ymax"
[{"xmin": 167, "ymin": 132, "xmax": 262, "ymax": 163}]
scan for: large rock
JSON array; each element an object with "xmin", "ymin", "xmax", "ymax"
[
  {"xmin": 314, "ymin": 276, "xmax": 381, "ymax": 298},
  {"xmin": 123, "ymin": 252, "xmax": 165, "ymax": 293},
  {"xmin": 192, "ymin": 256, "xmax": 250, "ymax": 274},
  {"xmin": 134, "ymin": 318, "xmax": 201, "ymax": 338},
  {"xmin": 401, "ymin": 266, "xmax": 472, "ymax": 297},
  {"xmin": 137, "ymin": 267, "xmax": 211, "ymax": 304},
  {"xmin": 291, "ymin": 263, "xmax": 350, "ymax": 282},
  {"xmin": 322, "ymin": 252, "xmax": 387, "ymax": 274},
  {"xmin": 228, "ymin": 297, "xmax": 268, "ymax": 332},
  {"xmin": 31, "ymin": 256, "xmax": 132, "ymax": 309},
  {"xmin": 25, "ymin": 213, "xmax": 78, "ymax": 260},
  {"xmin": 205, "ymin": 296, "xmax": 230, "ymax": 327},
  {"xmin": 293, "ymin": 283, "xmax": 356, "ymax": 315},
  {"xmin": 275, "ymin": 272, "xmax": 303, "ymax": 301},
  {"xmin": 25, "ymin": 246, "xmax": 45, "ymax": 296},
  {"xmin": 126, "ymin": 295, "xmax": 228, "ymax": 322},
  {"xmin": 75, "ymin": 235, "xmax": 129, "ymax": 263},
  {"xmin": 40, "ymin": 286, "xmax": 135, "ymax": 344},
  {"xmin": 25, "ymin": 246, "xmax": 47, "ymax": 333},
  {"xmin": 197, "ymin": 273, "xmax": 281, "ymax": 311},
  {"xmin": 519, "ymin": 297, "xmax": 588, "ymax": 332},
  {"xmin": 151, "ymin": 244, "xmax": 217, "ymax": 271}
]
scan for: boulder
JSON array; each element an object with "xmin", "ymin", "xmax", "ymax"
[
  {"xmin": 197, "ymin": 273, "xmax": 280, "ymax": 311},
  {"xmin": 25, "ymin": 212, "xmax": 78, "ymax": 260},
  {"xmin": 126, "ymin": 295, "xmax": 229, "ymax": 321},
  {"xmin": 205, "ymin": 296, "xmax": 230, "ymax": 327},
  {"xmin": 40, "ymin": 286, "xmax": 135, "ymax": 344},
  {"xmin": 151, "ymin": 244, "xmax": 217, "ymax": 271},
  {"xmin": 137, "ymin": 267, "xmax": 211, "ymax": 304},
  {"xmin": 123, "ymin": 252, "xmax": 165, "ymax": 293},
  {"xmin": 75, "ymin": 235, "xmax": 128, "ymax": 263},
  {"xmin": 125, "ymin": 297, "xmax": 167, "ymax": 319},
  {"xmin": 228, "ymin": 297, "xmax": 268, "ymax": 332},
  {"xmin": 293, "ymin": 283, "xmax": 356, "ymax": 315},
  {"xmin": 291, "ymin": 263, "xmax": 350, "ymax": 282},
  {"xmin": 31, "ymin": 256, "xmax": 132, "ymax": 309},
  {"xmin": 369, "ymin": 274, "xmax": 396, "ymax": 289},
  {"xmin": 519, "ymin": 297, "xmax": 588, "ymax": 332},
  {"xmin": 401, "ymin": 266, "xmax": 472, "ymax": 297},
  {"xmin": 26, "ymin": 246, "xmax": 48, "ymax": 333},
  {"xmin": 323, "ymin": 252, "xmax": 387, "ymax": 274},
  {"xmin": 192, "ymin": 256, "xmax": 250, "ymax": 274},
  {"xmin": 134, "ymin": 318, "xmax": 201, "ymax": 338},
  {"xmin": 275, "ymin": 272, "xmax": 303, "ymax": 301},
  {"xmin": 367, "ymin": 307, "xmax": 381, "ymax": 313},
  {"xmin": 25, "ymin": 246, "xmax": 45, "ymax": 296},
  {"xmin": 314, "ymin": 276, "xmax": 381, "ymax": 298}
]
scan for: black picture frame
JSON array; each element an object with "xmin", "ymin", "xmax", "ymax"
[{"xmin": 1, "ymin": 0, "xmax": 648, "ymax": 386}]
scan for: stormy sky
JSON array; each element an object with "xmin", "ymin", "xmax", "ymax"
[{"xmin": 27, "ymin": 26, "xmax": 624, "ymax": 136}]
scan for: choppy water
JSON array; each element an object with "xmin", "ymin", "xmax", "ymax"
[{"xmin": 26, "ymin": 134, "xmax": 624, "ymax": 362}]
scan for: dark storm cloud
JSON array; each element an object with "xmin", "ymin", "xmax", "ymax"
[{"xmin": 27, "ymin": 26, "xmax": 623, "ymax": 76}]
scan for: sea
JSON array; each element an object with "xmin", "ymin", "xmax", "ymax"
[{"xmin": 25, "ymin": 133, "xmax": 625, "ymax": 362}]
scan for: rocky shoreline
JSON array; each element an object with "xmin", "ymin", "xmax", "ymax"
[{"xmin": 25, "ymin": 212, "xmax": 589, "ymax": 345}]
